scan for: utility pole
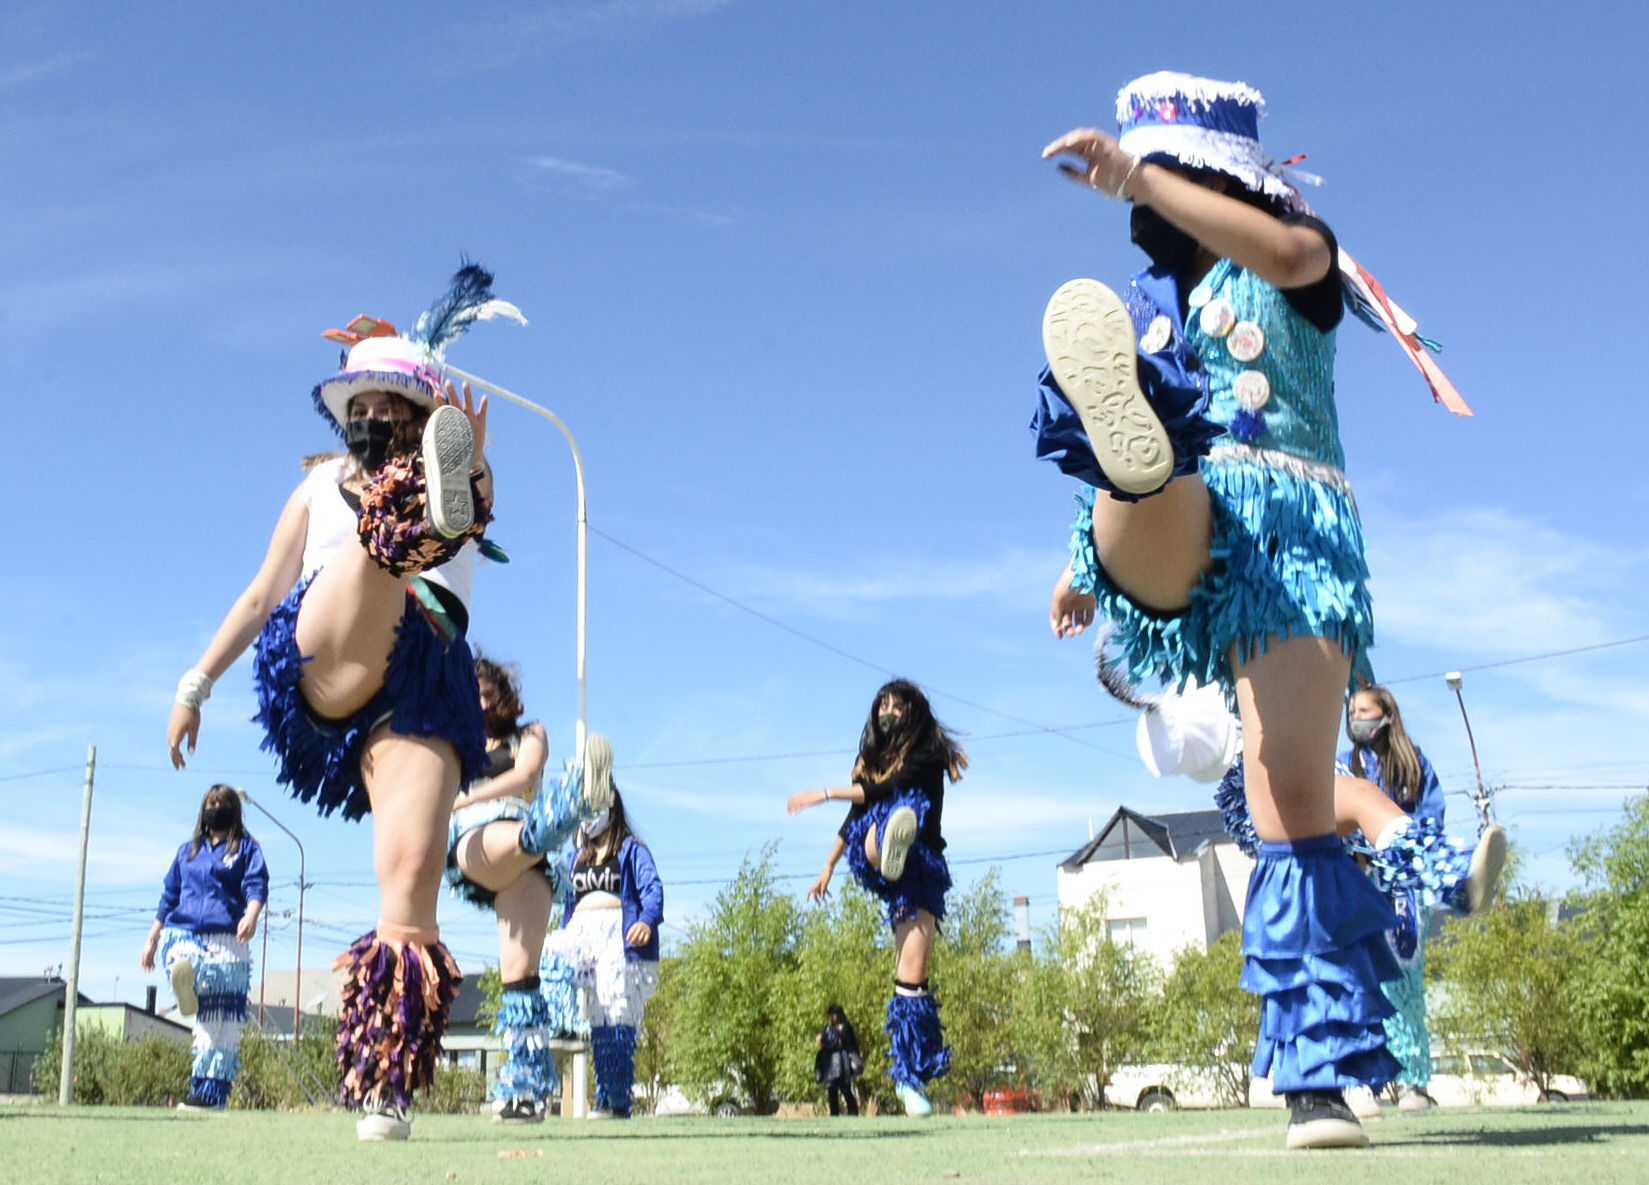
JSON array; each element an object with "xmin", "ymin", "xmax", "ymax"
[{"xmin": 59, "ymin": 745, "xmax": 96, "ymax": 1105}]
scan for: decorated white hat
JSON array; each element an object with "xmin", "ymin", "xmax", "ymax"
[
  {"xmin": 311, "ymin": 263, "xmax": 526, "ymax": 436},
  {"xmin": 1115, "ymin": 71, "xmax": 1309, "ymax": 213},
  {"xmin": 1135, "ymin": 680, "xmax": 1241, "ymax": 783}
]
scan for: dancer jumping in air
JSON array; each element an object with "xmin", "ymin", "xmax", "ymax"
[
  {"xmin": 446, "ymin": 654, "xmax": 611, "ymax": 1124},
  {"xmin": 140, "ymin": 784, "xmax": 267, "ymax": 1111},
  {"xmin": 166, "ymin": 264, "xmax": 606, "ymax": 1141},
  {"xmin": 789, "ymin": 679, "xmax": 965, "ymax": 1117},
  {"xmin": 1036, "ymin": 72, "xmax": 1471, "ymax": 1149}
]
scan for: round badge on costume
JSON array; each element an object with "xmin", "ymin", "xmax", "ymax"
[
  {"xmin": 1188, "ymin": 286, "xmax": 1212, "ymax": 309},
  {"xmin": 1233, "ymin": 369, "xmax": 1271, "ymax": 410},
  {"xmin": 1139, "ymin": 314, "xmax": 1172, "ymax": 354},
  {"xmin": 1198, "ymin": 298, "xmax": 1236, "ymax": 338},
  {"xmin": 1228, "ymin": 321, "xmax": 1266, "ymax": 362}
]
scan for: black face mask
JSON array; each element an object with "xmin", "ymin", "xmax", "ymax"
[
  {"xmin": 203, "ymin": 806, "xmax": 234, "ymax": 832},
  {"xmin": 343, "ymin": 418, "xmax": 396, "ymax": 470},
  {"xmin": 1130, "ymin": 205, "xmax": 1201, "ymax": 274}
]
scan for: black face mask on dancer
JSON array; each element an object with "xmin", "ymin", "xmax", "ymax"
[
  {"xmin": 203, "ymin": 806, "xmax": 234, "ymax": 832},
  {"xmin": 1130, "ymin": 205, "xmax": 1201, "ymax": 274},
  {"xmin": 343, "ymin": 418, "xmax": 396, "ymax": 470}
]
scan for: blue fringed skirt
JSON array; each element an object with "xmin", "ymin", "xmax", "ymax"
[
  {"xmin": 1242, "ymin": 835, "xmax": 1402, "ymax": 1093},
  {"xmin": 842, "ymin": 791, "xmax": 952, "ymax": 927},
  {"xmin": 253, "ymin": 572, "xmax": 487, "ymax": 821},
  {"xmin": 1075, "ymin": 448, "xmax": 1375, "ymax": 696},
  {"xmin": 445, "ymin": 797, "xmax": 561, "ymax": 909}
]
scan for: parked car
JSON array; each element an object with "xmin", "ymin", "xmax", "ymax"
[
  {"xmin": 651, "ymin": 1084, "xmax": 752, "ymax": 1117},
  {"xmin": 1425, "ymin": 1050, "xmax": 1589, "ymax": 1107},
  {"xmin": 1104, "ymin": 1063, "xmax": 1281, "ymax": 1111}
]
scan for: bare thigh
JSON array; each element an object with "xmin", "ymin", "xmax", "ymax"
[
  {"xmin": 893, "ymin": 910, "xmax": 936, "ymax": 984},
  {"xmin": 361, "ymin": 728, "xmax": 461, "ymax": 932},
  {"xmin": 1090, "ymin": 476, "xmax": 1214, "ymax": 612},
  {"xmin": 1231, "ymin": 634, "xmax": 1351, "ymax": 842},
  {"xmin": 294, "ymin": 543, "xmax": 409, "ymax": 719},
  {"xmin": 493, "ymin": 874, "xmax": 558, "ymax": 982}
]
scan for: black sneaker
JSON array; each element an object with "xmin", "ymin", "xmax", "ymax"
[
  {"xmin": 494, "ymin": 1097, "xmax": 545, "ymax": 1125},
  {"xmin": 175, "ymin": 1090, "xmax": 224, "ymax": 1113},
  {"xmin": 1285, "ymin": 1090, "xmax": 1370, "ymax": 1150}
]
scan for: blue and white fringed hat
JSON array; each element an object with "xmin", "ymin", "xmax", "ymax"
[
  {"xmin": 311, "ymin": 263, "xmax": 527, "ymax": 436},
  {"xmin": 1115, "ymin": 71, "xmax": 1311, "ymax": 213}
]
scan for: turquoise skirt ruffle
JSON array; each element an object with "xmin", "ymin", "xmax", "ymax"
[{"xmin": 1084, "ymin": 450, "xmax": 1375, "ymax": 696}]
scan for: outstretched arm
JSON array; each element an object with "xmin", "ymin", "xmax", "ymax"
[
  {"xmin": 167, "ymin": 488, "xmax": 309, "ymax": 768},
  {"xmin": 806, "ymin": 836, "xmax": 847, "ymax": 902},
  {"xmin": 787, "ymin": 784, "xmax": 865, "ymax": 815},
  {"xmin": 1042, "ymin": 127, "xmax": 1333, "ymax": 289}
]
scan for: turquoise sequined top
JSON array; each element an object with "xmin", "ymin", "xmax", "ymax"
[{"xmin": 1186, "ymin": 259, "xmax": 1344, "ymax": 470}]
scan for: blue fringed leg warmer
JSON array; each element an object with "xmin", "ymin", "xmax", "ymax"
[
  {"xmin": 886, "ymin": 988, "xmax": 949, "ymax": 1090},
  {"xmin": 539, "ymin": 947, "xmax": 589, "ymax": 1039},
  {"xmin": 1242, "ymin": 836, "xmax": 1403, "ymax": 1093},
  {"xmin": 520, "ymin": 761, "xmax": 586, "ymax": 856},
  {"xmin": 590, "ymin": 1024, "xmax": 637, "ymax": 1115},
  {"xmin": 493, "ymin": 982, "xmax": 558, "ymax": 1104},
  {"xmin": 1367, "ymin": 817, "xmax": 1475, "ymax": 913}
]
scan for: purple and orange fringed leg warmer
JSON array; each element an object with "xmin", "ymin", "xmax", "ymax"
[
  {"xmin": 334, "ymin": 923, "xmax": 462, "ymax": 1111},
  {"xmin": 356, "ymin": 455, "xmax": 492, "ymax": 578}
]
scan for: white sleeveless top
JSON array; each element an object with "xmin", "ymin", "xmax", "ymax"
[{"xmin": 297, "ymin": 457, "xmax": 476, "ymax": 607}]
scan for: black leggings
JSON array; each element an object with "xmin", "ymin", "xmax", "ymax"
[{"xmin": 827, "ymin": 1077, "xmax": 858, "ymax": 1116}]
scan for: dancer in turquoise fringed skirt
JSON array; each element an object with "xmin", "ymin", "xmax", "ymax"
[
  {"xmin": 788, "ymin": 679, "xmax": 966, "ymax": 1117},
  {"xmin": 1035, "ymin": 72, "xmax": 1469, "ymax": 1150},
  {"xmin": 141, "ymin": 784, "xmax": 268, "ymax": 1111},
  {"xmin": 445, "ymin": 653, "xmax": 613, "ymax": 1124}
]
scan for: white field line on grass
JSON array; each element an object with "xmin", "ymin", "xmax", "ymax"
[{"xmin": 1019, "ymin": 1127, "xmax": 1273, "ymax": 1156}]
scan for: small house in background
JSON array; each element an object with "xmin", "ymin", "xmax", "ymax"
[
  {"xmin": 0, "ymin": 977, "xmax": 191, "ymax": 1095},
  {"xmin": 1057, "ymin": 807, "xmax": 1253, "ymax": 966}
]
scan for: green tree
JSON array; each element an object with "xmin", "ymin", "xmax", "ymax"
[
  {"xmin": 670, "ymin": 843, "xmax": 801, "ymax": 1113},
  {"xmin": 1012, "ymin": 893, "xmax": 1160, "ymax": 1109},
  {"xmin": 1428, "ymin": 874, "xmax": 1587, "ymax": 1098},
  {"xmin": 1569, "ymin": 793, "xmax": 1649, "ymax": 1097},
  {"xmin": 634, "ymin": 954, "xmax": 684, "ymax": 1112},
  {"xmin": 776, "ymin": 880, "xmax": 890, "ymax": 1110},
  {"xmin": 1148, "ymin": 930, "xmax": 1255, "ymax": 1107},
  {"xmin": 928, "ymin": 867, "xmax": 1017, "ymax": 1108}
]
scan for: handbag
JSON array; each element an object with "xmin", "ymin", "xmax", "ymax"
[{"xmin": 846, "ymin": 1051, "xmax": 865, "ymax": 1078}]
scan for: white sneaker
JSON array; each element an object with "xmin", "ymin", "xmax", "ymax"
[
  {"xmin": 170, "ymin": 958, "xmax": 198, "ymax": 1019},
  {"xmin": 1042, "ymin": 278, "xmax": 1172, "ymax": 496},
  {"xmin": 879, "ymin": 807, "xmax": 918, "ymax": 882},
  {"xmin": 1347, "ymin": 1086, "xmax": 1382, "ymax": 1120},
  {"xmin": 582, "ymin": 733, "xmax": 614, "ymax": 816},
  {"xmin": 357, "ymin": 1098, "xmax": 411, "ymax": 1141},
  {"xmin": 1465, "ymin": 825, "xmax": 1508, "ymax": 914},
  {"xmin": 895, "ymin": 1082, "xmax": 933, "ymax": 1117},
  {"xmin": 1398, "ymin": 1086, "xmax": 1435, "ymax": 1112},
  {"xmin": 423, "ymin": 404, "xmax": 476, "ymax": 539}
]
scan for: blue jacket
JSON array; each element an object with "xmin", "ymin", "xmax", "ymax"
[
  {"xmin": 1339, "ymin": 747, "xmax": 1445, "ymax": 828},
  {"xmin": 156, "ymin": 835, "xmax": 269, "ymax": 933},
  {"xmin": 562, "ymin": 837, "xmax": 663, "ymax": 962}
]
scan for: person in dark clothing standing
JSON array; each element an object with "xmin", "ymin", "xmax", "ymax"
[{"xmin": 815, "ymin": 1004, "xmax": 862, "ymax": 1116}]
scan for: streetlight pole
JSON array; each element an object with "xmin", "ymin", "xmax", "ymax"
[
  {"xmin": 238, "ymin": 790, "xmax": 307, "ymax": 1038},
  {"xmin": 444, "ymin": 364, "xmax": 589, "ymax": 757},
  {"xmin": 1444, "ymin": 671, "xmax": 1494, "ymax": 836}
]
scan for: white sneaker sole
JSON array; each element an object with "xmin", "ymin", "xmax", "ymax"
[
  {"xmin": 1465, "ymin": 824, "xmax": 1508, "ymax": 914},
  {"xmin": 424, "ymin": 404, "xmax": 475, "ymax": 539},
  {"xmin": 582, "ymin": 734, "xmax": 614, "ymax": 816},
  {"xmin": 1397, "ymin": 1095, "xmax": 1434, "ymax": 1113},
  {"xmin": 1043, "ymin": 278, "xmax": 1171, "ymax": 496},
  {"xmin": 171, "ymin": 958, "xmax": 197, "ymax": 1018},
  {"xmin": 879, "ymin": 807, "xmax": 918, "ymax": 883},
  {"xmin": 356, "ymin": 1113, "xmax": 411, "ymax": 1141},
  {"xmin": 1286, "ymin": 1116, "xmax": 1369, "ymax": 1150}
]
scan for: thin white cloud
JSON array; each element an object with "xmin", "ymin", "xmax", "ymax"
[
  {"xmin": 0, "ymin": 51, "xmax": 93, "ymax": 91},
  {"xmin": 520, "ymin": 155, "xmax": 636, "ymax": 194},
  {"xmin": 435, "ymin": 0, "xmax": 738, "ymax": 74}
]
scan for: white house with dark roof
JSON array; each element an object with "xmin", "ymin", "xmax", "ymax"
[{"xmin": 1056, "ymin": 806, "xmax": 1254, "ymax": 967}]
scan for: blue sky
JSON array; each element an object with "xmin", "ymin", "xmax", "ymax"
[{"xmin": 5, "ymin": 1, "xmax": 1647, "ymax": 1006}]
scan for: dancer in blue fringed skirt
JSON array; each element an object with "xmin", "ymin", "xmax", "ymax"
[
  {"xmin": 141, "ymin": 784, "xmax": 268, "ymax": 1111},
  {"xmin": 789, "ymin": 680, "xmax": 966, "ymax": 1117},
  {"xmin": 1035, "ymin": 73, "xmax": 1471, "ymax": 1149}
]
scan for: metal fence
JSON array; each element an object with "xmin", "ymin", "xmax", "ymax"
[{"xmin": 1, "ymin": 1050, "xmax": 39, "ymax": 1094}]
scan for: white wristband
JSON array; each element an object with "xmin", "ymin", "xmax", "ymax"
[
  {"xmin": 1114, "ymin": 155, "xmax": 1142, "ymax": 200},
  {"xmin": 176, "ymin": 669, "xmax": 214, "ymax": 710}
]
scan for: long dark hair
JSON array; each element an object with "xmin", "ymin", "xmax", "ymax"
[
  {"xmin": 1346, "ymin": 685, "xmax": 1426, "ymax": 809},
  {"xmin": 576, "ymin": 787, "xmax": 641, "ymax": 866},
  {"xmin": 473, "ymin": 651, "xmax": 526, "ymax": 740},
  {"xmin": 189, "ymin": 784, "xmax": 249, "ymax": 859},
  {"xmin": 851, "ymin": 679, "xmax": 967, "ymax": 787}
]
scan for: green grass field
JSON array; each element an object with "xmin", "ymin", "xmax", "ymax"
[{"xmin": 7, "ymin": 1103, "xmax": 1649, "ymax": 1185}]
